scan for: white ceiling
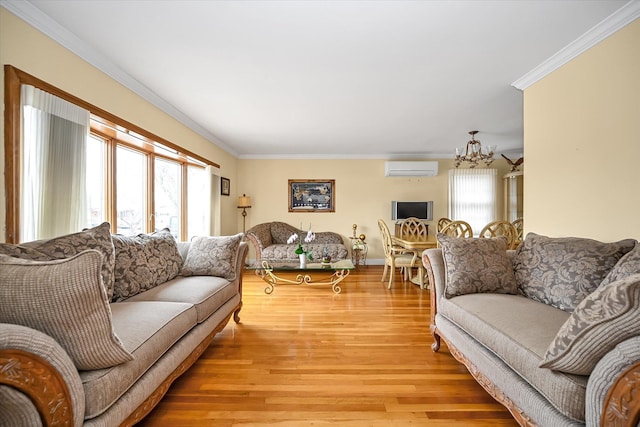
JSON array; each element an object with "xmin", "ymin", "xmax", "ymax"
[{"xmin": 13, "ymin": 0, "xmax": 633, "ymax": 158}]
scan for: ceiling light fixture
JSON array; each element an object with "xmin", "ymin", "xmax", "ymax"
[{"xmin": 454, "ymin": 130, "xmax": 495, "ymax": 168}]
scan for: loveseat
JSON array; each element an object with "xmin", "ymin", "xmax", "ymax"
[
  {"xmin": 423, "ymin": 232, "xmax": 640, "ymax": 426},
  {"xmin": 0, "ymin": 223, "xmax": 247, "ymax": 426},
  {"xmin": 246, "ymin": 221, "xmax": 348, "ymax": 263}
]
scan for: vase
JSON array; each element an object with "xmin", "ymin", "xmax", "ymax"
[{"xmin": 299, "ymin": 254, "xmax": 307, "ymax": 268}]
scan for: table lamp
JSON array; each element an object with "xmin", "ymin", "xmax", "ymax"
[{"xmin": 237, "ymin": 194, "xmax": 252, "ymax": 233}]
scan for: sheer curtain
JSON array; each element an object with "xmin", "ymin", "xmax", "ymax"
[
  {"xmin": 21, "ymin": 84, "xmax": 90, "ymax": 241},
  {"xmin": 448, "ymin": 168, "xmax": 498, "ymax": 235}
]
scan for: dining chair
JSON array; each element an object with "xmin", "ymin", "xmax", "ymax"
[
  {"xmin": 512, "ymin": 217, "xmax": 524, "ymax": 243},
  {"xmin": 377, "ymin": 219, "xmax": 418, "ymax": 289},
  {"xmin": 479, "ymin": 220, "xmax": 519, "ymax": 249},
  {"xmin": 399, "ymin": 217, "xmax": 428, "ymax": 285},
  {"xmin": 439, "ymin": 220, "xmax": 473, "ymax": 238},
  {"xmin": 436, "ymin": 217, "xmax": 452, "ymax": 233},
  {"xmin": 399, "ymin": 217, "xmax": 428, "ymax": 239}
]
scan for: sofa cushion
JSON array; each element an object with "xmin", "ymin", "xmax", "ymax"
[
  {"xmin": 126, "ymin": 275, "xmax": 237, "ymax": 323},
  {"xmin": 513, "ymin": 233, "xmax": 635, "ymax": 312},
  {"xmin": 439, "ymin": 293, "xmax": 587, "ymax": 422},
  {"xmin": 80, "ymin": 301, "xmax": 197, "ymax": 419},
  {"xmin": 540, "ymin": 273, "xmax": 640, "ymax": 375},
  {"xmin": 600, "ymin": 242, "xmax": 640, "ymax": 286},
  {"xmin": 260, "ymin": 243, "xmax": 348, "ymax": 262},
  {"xmin": 111, "ymin": 228, "xmax": 183, "ymax": 301},
  {"xmin": 0, "ymin": 222, "xmax": 116, "ymax": 300},
  {"xmin": 181, "ymin": 233, "xmax": 243, "ymax": 280},
  {"xmin": 0, "ymin": 250, "xmax": 133, "ymax": 370},
  {"xmin": 437, "ymin": 234, "xmax": 517, "ymax": 298}
]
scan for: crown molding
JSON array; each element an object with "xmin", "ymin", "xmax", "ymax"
[
  {"xmin": 512, "ymin": 0, "xmax": 640, "ymax": 91},
  {"xmin": 0, "ymin": 0, "xmax": 238, "ymax": 156}
]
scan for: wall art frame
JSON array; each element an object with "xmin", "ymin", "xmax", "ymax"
[
  {"xmin": 288, "ymin": 179, "xmax": 335, "ymax": 213},
  {"xmin": 221, "ymin": 177, "xmax": 230, "ymax": 196}
]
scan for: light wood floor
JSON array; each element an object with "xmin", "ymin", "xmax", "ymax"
[{"xmin": 138, "ymin": 265, "xmax": 518, "ymax": 426}]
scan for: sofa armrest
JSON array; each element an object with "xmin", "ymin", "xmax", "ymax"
[
  {"xmin": 245, "ymin": 223, "xmax": 273, "ymax": 262},
  {"xmin": 422, "ymin": 248, "xmax": 445, "ymax": 352},
  {"xmin": 0, "ymin": 323, "xmax": 85, "ymax": 427},
  {"xmin": 586, "ymin": 336, "xmax": 640, "ymax": 427},
  {"xmin": 232, "ymin": 242, "xmax": 249, "ymax": 323}
]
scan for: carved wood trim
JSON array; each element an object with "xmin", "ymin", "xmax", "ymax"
[
  {"xmin": 120, "ymin": 302, "xmax": 241, "ymax": 427},
  {"xmin": 602, "ymin": 361, "xmax": 640, "ymax": 427},
  {"xmin": 422, "ymin": 254, "xmax": 441, "ymax": 352},
  {"xmin": 443, "ymin": 337, "xmax": 537, "ymax": 427},
  {"xmin": 0, "ymin": 348, "xmax": 74, "ymax": 426}
]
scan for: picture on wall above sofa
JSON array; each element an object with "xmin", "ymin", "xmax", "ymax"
[{"xmin": 288, "ymin": 179, "xmax": 335, "ymax": 212}]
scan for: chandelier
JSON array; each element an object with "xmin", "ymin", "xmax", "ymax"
[{"xmin": 454, "ymin": 130, "xmax": 496, "ymax": 168}]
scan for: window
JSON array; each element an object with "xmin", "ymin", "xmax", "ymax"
[
  {"xmin": 448, "ymin": 168, "xmax": 498, "ymax": 235},
  {"xmin": 4, "ymin": 66, "xmax": 219, "ymax": 243}
]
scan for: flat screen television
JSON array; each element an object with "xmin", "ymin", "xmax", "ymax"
[{"xmin": 391, "ymin": 201, "xmax": 433, "ymax": 221}]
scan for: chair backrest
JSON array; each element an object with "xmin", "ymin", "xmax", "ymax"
[
  {"xmin": 377, "ymin": 219, "xmax": 393, "ymax": 258},
  {"xmin": 479, "ymin": 220, "xmax": 518, "ymax": 249},
  {"xmin": 436, "ymin": 217, "xmax": 452, "ymax": 233},
  {"xmin": 399, "ymin": 217, "xmax": 428, "ymax": 239},
  {"xmin": 439, "ymin": 220, "xmax": 473, "ymax": 238},
  {"xmin": 512, "ymin": 217, "xmax": 524, "ymax": 242}
]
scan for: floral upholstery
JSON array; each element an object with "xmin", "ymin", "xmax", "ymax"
[
  {"xmin": 246, "ymin": 222, "xmax": 347, "ymax": 263},
  {"xmin": 600, "ymin": 242, "xmax": 640, "ymax": 286},
  {"xmin": 111, "ymin": 229, "xmax": 183, "ymax": 301},
  {"xmin": 513, "ymin": 233, "xmax": 636, "ymax": 312},
  {"xmin": 437, "ymin": 233, "xmax": 517, "ymax": 298},
  {"xmin": 181, "ymin": 233, "xmax": 243, "ymax": 280}
]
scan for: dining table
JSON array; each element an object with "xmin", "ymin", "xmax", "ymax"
[{"xmin": 391, "ymin": 235, "xmax": 438, "ymax": 289}]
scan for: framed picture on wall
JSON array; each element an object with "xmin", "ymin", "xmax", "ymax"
[
  {"xmin": 288, "ymin": 179, "xmax": 335, "ymax": 212},
  {"xmin": 221, "ymin": 177, "xmax": 230, "ymax": 196}
]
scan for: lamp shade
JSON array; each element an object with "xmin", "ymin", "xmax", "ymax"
[{"xmin": 238, "ymin": 194, "xmax": 251, "ymax": 208}]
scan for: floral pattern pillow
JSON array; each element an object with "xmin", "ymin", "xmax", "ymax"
[
  {"xmin": 540, "ymin": 273, "xmax": 640, "ymax": 375},
  {"xmin": 514, "ymin": 233, "xmax": 635, "ymax": 312},
  {"xmin": 111, "ymin": 228, "xmax": 183, "ymax": 301},
  {"xmin": 600, "ymin": 242, "xmax": 640, "ymax": 287},
  {"xmin": 0, "ymin": 222, "xmax": 116, "ymax": 300},
  {"xmin": 181, "ymin": 233, "xmax": 243, "ymax": 280},
  {"xmin": 437, "ymin": 233, "xmax": 517, "ymax": 298}
]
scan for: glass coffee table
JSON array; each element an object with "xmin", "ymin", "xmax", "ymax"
[{"xmin": 247, "ymin": 259, "xmax": 355, "ymax": 294}]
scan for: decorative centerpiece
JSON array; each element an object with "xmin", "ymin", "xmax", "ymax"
[
  {"xmin": 287, "ymin": 225, "xmax": 315, "ymax": 268},
  {"xmin": 321, "ymin": 245, "xmax": 332, "ymax": 266}
]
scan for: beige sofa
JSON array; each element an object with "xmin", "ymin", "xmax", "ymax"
[
  {"xmin": 0, "ymin": 223, "xmax": 247, "ymax": 426},
  {"xmin": 423, "ymin": 232, "xmax": 640, "ymax": 426},
  {"xmin": 246, "ymin": 221, "xmax": 348, "ymax": 263}
]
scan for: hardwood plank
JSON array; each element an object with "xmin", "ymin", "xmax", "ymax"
[{"xmin": 138, "ymin": 266, "xmax": 517, "ymax": 426}]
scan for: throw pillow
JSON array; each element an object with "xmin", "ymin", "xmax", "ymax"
[
  {"xmin": 111, "ymin": 228, "xmax": 183, "ymax": 301},
  {"xmin": 437, "ymin": 233, "xmax": 517, "ymax": 299},
  {"xmin": 0, "ymin": 222, "xmax": 117, "ymax": 301},
  {"xmin": 181, "ymin": 233, "xmax": 243, "ymax": 280},
  {"xmin": 600, "ymin": 242, "xmax": 640, "ymax": 287},
  {"xmin": 0, "ymin": 250, "xmax": 133, "ymax": 370},
  {"xmin": 539, "ymin": 273, "xmax": 640, "ymax": 375},
  {"xmin": 513, "ymin": 233, "xmax": 635, "ymax": 312}
]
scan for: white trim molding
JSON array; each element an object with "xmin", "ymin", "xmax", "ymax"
[{"xmin": 512, "ymin": 0, "xmax": 640, "ymax": 91}]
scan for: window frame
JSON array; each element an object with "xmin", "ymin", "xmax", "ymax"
[{"xmin": 4, "ymin": 65, "xmax": 218, "ymax": 243}]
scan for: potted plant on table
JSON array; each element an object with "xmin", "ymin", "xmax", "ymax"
[{"xmin": 287, "ymin": 227, "xmax": 315, "ymax": 268}]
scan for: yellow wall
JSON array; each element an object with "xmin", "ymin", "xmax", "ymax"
[
  {"xmin": 237, "ymin": 158, "xmax": 511, "ymax": 262},
  {"xmin": 0, "ymin": 8, "xmax": 239, "ymax": 241},
  {"xmin": 523, "ymin": 18, "xmax": 640, "ymax": 241}
]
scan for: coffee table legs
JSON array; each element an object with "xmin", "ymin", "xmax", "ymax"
[{"xmin": 255, "ymin": 265, "xmax": 350, "ymax": 294}]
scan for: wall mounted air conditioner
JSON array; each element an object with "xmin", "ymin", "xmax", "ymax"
[{"xmin": 384, "ymin": 161, "xmax": 439, "ymax": 177}]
